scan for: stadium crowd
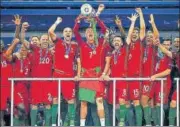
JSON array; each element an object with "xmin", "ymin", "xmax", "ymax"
[{"xmin": 0, "ymin": 4, "xmax": 179, "ymax": 126}]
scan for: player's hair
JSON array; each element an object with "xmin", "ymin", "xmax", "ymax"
[
  {"xmin": 111, "ymin": 35, "xmax": 124, "ymax": 46},
  {"xmin": 134, "ymin": 27, "xmax": 140, "ymax": 32},
  {"xmin": 30, "ymin": 36, "xmax": 40, "ymax": 41},
  {"xmin": 112, "ymin": 35, "xmax": 123, "ymax": 41},
  {"xmin": 162, "ymin": 38, "xmax": 172, "ymax": 44},
  {"xmin": 40, "ymin": 34, "xmax": 49, "ymax": 39}
]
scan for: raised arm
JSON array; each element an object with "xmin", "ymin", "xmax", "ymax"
[
  {"xmin": 135, "ymin": 8, "xmax": 145, "ymax": 41},
  {"xmin": 95, "ymin": 16, "xmax": 107, "ymax": 34},
  {"xmin": 95, "ymin": 4, "xmax": 107, "ymax": 34},
  {"xmin": 4, "ymin": 38, "xmax": 20, "ymax": 61},
  {"xmin": 154, "ymin": 38, "xmax": 172, "ymax": 58},
  {"xmin": 20, "ymin": 22, "xmax": 31, "ymax": 49},
  {"xmin": 126, "ymin": 13, "xmax": 139, "ymax": 45},
  {"xmin": 73, "ymin": 15, "xmax": 85, "ymax": 44},
  {"xmin": 12, "ymin": 15, "xmax": 22, "ymax": 39},
  {"xmin": 48, "ymin": 17, "xmax": 62, "ymax": 42},
  {"xmin": 149, "ymin": 14, "xmax": 159, "ymax": 38},
  {"xmin": 115, "ymin": 15, "xmax": 126, "ymax": 40}
]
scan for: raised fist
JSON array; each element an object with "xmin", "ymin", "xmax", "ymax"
[
  {"xmin": 55, "ymin": 17, "xmax": 62, "ymax": 24},
  {"xmin": 97, "ymin": 4, "xmax": 105, "ymax": 12},
  {"xmin": 13, "ymin": 38, "xmax": 20, "ymax": 44},
  {"xmin": 22, "ymin": 22, "xmax": 30, "ymax": 31}
]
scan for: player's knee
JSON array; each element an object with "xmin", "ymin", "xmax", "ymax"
[
  {"xmin": 141, "ymin": 95, "xmax": 149, "ymax": 107},
  {"xmin": 53, "ymin": 98, "xmax": 58, "ymax": 104},
  {"xmin": 149, "ymin": 99, "xmax": 154, "ymax": 108},
  {"xmin": 96, "ymin": 97, "xmax": 104, "ymax": 110},
  {"xmin": 67, "ymin": 99, "xmax": 75, "ymax": 104},
  {"xmin": 81, "ymin": 101, "xmax": 87, "ymax": 108},
  {"xmin": 133, "ymin": 100, "xmax": 140, "ymax": 106},
  {"xmin": 31, "ymin": 104, "xmax": 38, "ymax": 110},
  {"xmin": 170, "ymin": 100, "xmax": 176, "ymax": 108},
  {"xmin": 45, "ymin": 104, "xmax": 51, "ymax": 109},
  {"xmin": 126, "ymin": 101, "xmax": 131, "ymax": 108},
  {"xmin": 156, "ymin": 103, "xmax": 160, "ymax": 106},
  {"xmin": 18, "ymin": 103, "xmax": 25, "ymax": 109},
  {"xmin": 119, "ymin": 98, "xmax": 126, "ymax": 105}
]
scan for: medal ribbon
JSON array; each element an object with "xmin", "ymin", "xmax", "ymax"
[
  {"xmin": 39, "ymin": 48, "xmax": 49, "ymax": 61},
  {"xmin": 63, "ymin": 41, "xmax": 71, "ymax": 56},
  {"xmin": 87, "ymin": 43, "xmax": 96, "ymax": 53},
  {"xmin": 114, "ymin": 49, "xmax": 121, "ymax": 64}
]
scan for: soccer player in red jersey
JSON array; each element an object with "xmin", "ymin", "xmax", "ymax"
[
  {"xmin": 73, "ymin": 5, "xmax": 108, "ymax": 126},
  {"xmin": 0, "ymin": 15, "xmax": 21, "ymax": 126},
  {"xmin": 155, "ymin": 36, "xmax": 179, "ymax": 126},
  {"xmin": 0, "ymin": 40, "xmax": 14, "ymax": 126},
  {"xmin": 141, "ymin": 14, "xmax": 159, "ymax": 126},
  {"xmin": 106, "ymin": 35, "xmax": 128, "ymax": 126},
  {"xmin": 126, "ymin": 8, "xmax": 145, "ymax": 126},
  {"xmin": 6, "ymin": 40, "xmax": 31, "ymax": 125},
  {"xmin": 48, "ymin": 17, "xmax": 80, "ymax": 126},
  {"xmin": 21, "ymin": 23, "xmax": 53, "ymax": 126},
  {"xmin": 150, "ymin": 39, "xmax": 172, "ymax": 126}
]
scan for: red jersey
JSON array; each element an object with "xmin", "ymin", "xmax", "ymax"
[
  {"xmin": 13, "ymin": 56, "xmax": 31, "ymax": 78},
  {"xmin": 73, "ymin": 16, "xmax": 107, "ymax": 71},
  {"xmin": 54, "ymin": 38, "xmax": 78, "ymax": 75},
  {"xmin": 111, "ymin": 46, "xmax": 127, "ymax": 77},
  {"xmin": 1, "ymin": 52, "xmax": 13, "ymax": 86},
  {"xmin": 127, "ymin": 39, "xmax": 143, "ymax": 77},
  {"xmin": 142, "ymin": 45, "xmax": 157, "ymax": 77},
  {"xmin": 101, "ymin": 43, "xmax": 112, "ymax": 70},
  {"xmin": 155, "ymin": 55, "xmax": 171, "ymax": 73},
  {"xmin": 80, "ymin": 38, "xmax": 106, "ymax": 70},
  {"xmin": 30, "ymin": 45, "xmax": 53, "ymax": 77}
]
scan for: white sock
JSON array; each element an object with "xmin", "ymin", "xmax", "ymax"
[
  {"xmin": 52, "ymin": 124, "xmax": 56, "ymax": 126},
  {"xmin": 80, "ymin": 119, "xmax": 86, "ymax": 126},
  {"xmin": 100, "ymin": 118, "xmax": 105, "ymax": 126}
]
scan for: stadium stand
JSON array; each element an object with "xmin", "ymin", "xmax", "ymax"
[{"xmin": 1, "ymin": 0, "xmax": 179, "ymax": 45}]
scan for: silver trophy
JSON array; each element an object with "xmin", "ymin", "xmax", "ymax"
[{"xmin": 81, "ymin": 4, "xmax": 96, "ymax": 23}]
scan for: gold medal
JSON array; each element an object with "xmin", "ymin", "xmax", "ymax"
[{"xmin": 64, "ymin": 55, "xmax": 69, "ymax": 59}]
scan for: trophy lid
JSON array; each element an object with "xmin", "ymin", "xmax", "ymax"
[{"xmin": 81, "ymin": 3, "xmax": 93, "ymax": 16}]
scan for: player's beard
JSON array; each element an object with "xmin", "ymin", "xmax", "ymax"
[
  {"xmin": 146, "ymin": 40, "xmax": 153, "ymax": 45},
  {"xmin": 64, "ymin": 35, "xmax": 72, "ymax": 42},
  {"xmin": 114, "ymin": 43, "xmax": 120, "ymax": 50},
  {"xmin": 132, "ymin": 35, "xmax": 139, "ymax": 42},
  {"xmin": 41, "ymin": 42, "xmax": 49, "ymax": 49}
]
